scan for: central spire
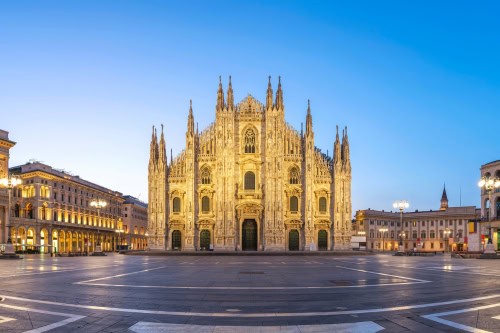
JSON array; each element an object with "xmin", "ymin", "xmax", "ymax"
[
  {"xmin": 187, "ymin": 100, "xmax": 194, "ymax": 135},
  {"xmin": 305, "ymin": 99, "xmax": 313, "ymax": 136}
]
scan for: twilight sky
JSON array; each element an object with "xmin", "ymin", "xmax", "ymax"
[{"xmin": 1, "ymin": 1, "xmax": 498, "ymax": 214}]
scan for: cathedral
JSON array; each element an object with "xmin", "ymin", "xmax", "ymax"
[{"xmin": 147, "ymin": 77, "xmax": 352, "ymax": 251}]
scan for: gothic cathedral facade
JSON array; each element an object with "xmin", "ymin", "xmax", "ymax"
[{"xmin": 148, "ymin": 77, "xmax": 352, "ymax": 251}]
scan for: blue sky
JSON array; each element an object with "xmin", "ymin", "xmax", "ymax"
[{"xmin": 1, "ymin": 1, "xmax": 498, "ymax": 214}]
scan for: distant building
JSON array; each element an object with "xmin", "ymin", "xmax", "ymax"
[
  {"xmin": 354, "ymin": 186, "xmax": 480, "ymax": 252},
  {"xmin": 0, "ymin": 130, "xmax": 16, "ymax": 244},
  {"xmin": 8, "ymin": 161, "xmax": 124, "ymax": 253},
  {"xmin": 474, "ymin": 160, "xmax": 500, "ymax": 251},
  {"xmin": 121, "ymin": 195, "xmax": 148, "ymax": 250}
]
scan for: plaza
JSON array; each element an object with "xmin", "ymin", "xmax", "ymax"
[{"xmin": 0, "ymin": 253, "xmax": 499, "ymax": 332}]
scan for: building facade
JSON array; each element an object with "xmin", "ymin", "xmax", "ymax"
[
  {"xmin": 121, "ymin": 195, "xmax": 148, "ymax": 250},
  {"xmin": 148, "ymin": 77, "xmax": 352, "ymax": 251},
  {"xmin": 8, "ymin": 162, "xmax": 124, "ymax": 253},
  {"xmin": 0, "ymin": 130, "xmax": 16, "ymax": 245},
  {"xmin": 477, "ymin": 160, "xmax": 500, "ymax": 251},
  {"xmin": 354, "ymin": 187, "xmax": 480, "ymax": 252}
]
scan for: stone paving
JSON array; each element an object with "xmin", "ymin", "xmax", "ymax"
[{"xmin": 0, "ymin": 253, "xmax": 499, "ymax": 332}]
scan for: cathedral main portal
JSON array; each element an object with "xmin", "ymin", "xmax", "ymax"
[{"xmin": 242, "ymin": 219, "xmax": 257, "ymax": 251}]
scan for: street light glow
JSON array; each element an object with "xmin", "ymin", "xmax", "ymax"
[
  {"xmin": 0, "ymin": 175, "xmax": 22, "ymax": 188},
  {"xmin": 90, "ymin": 199, "xmax": 107, "ymax": 208},
  {"xmin": 393, "ymin": 200, "xmax": 409, "ymax": 210}
]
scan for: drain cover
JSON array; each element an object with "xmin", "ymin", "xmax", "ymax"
[{"xmin": 329, "ymin": 280, "xmax": 353, "ymax": 286}]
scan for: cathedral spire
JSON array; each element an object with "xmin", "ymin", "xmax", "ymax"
[
  {"xmin": 440, "ymin": 184, "xmax": 449, "ymax": 210},
  {"xmin": 187, "ymin": 100, "xmax": 195, "ymax": 135},
  {"xmin": 275, "ymin": 76, "xmax": 284, "ymax": 110},
  {"xmin": 341, "ymin": 126, "xmax": 350, "ymax": 169},
  {"xmin": 305, "ymin": 99, "xmax": 313, "ymax": 136},
  {"xmin": 159, "ymin": 124, "xmax": 166, "ymax": 164},
  {"xmin": 149, "ymin": 126, "xmax": 158, "ymax": 168},
  {"xmin": 227, "ymin": 75, "xmax": 234, "ymax": 110},
  {"xmin": 216, "ymin": 76, "xmax": 225, "ymax": 111},
  {"xmin": 334, "ymin": 125, "xmax": 341, "ymax": 165},
  {"xmin": 266, "ymin": 76, "xmax": 273, "ymax": 109},
  {"xmin": 154, "ymin": 127, "xmax": 159, "ymax": 162}
]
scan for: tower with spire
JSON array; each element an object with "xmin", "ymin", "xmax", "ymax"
[
  {"xmin": 147, "ymin": 76, "xmax": 352, "ymax": 251},
  {"xmin": 332, "ymin": 126, "xmax": 352, "ymax": 250},
  {"xmin": 440, "ymin": 184, "xmax": 448, "ymax": 211},
  {"xmin": 147, "ymin": 125, "xmax": 168, "ymax": 250}
]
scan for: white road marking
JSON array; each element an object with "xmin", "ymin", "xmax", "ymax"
[
  {"xmin": 129, "ymin": 321, "xmax": 384, "ymax": 333},
  {"xmin": 422, "ymin": 302, "xmax": 500, "ymax": 333},
  {"xmin": 74, "ymin": 281, "xmax": 427, "ymax": 289},
  {"xmin": 74, "ymin": 265, "xmax": 170, "ymax": 284},
  {"xmin": 335, "ymin": 266, "xmax": 430, "ymax": 283},
  {"xmin": 0, "ymin": 315, "xmax": 15, "ymax": 324},
  {"xmin": 1, "ymin": 294, "xmax": 500, "ymax": 318},
  {"xmin": 0, "ymin": 264, "xmax": 121, "ymax": 278},
  {"xmin": 0, "ymin": 303, "xmax": 84, "ymax": 333}
]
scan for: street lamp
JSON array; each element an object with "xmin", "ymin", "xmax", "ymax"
[
  {"xmin": 115, "ymin": 228, "xmax": 124, "ymax": 252},
  {"xmin": 90, "ymin": 198, "xmax": 107, "ymax": 253},
  {"xmin": 0, "ymin": 174, "xmax": 22, "ymax": 256},
  {"xmin": 478, "ymin": 175, "xmax": 500, "ymax": 253},
  {"xmin": 393, "ymin": 200, "xmax": 409, "ymax": 253},
  {"xmin": 444, "ymin": 228, "xmax": 451, "ymax": 253},
  {"xmin": 379, "ymin": 227, "xmax": 388, "ymax": 252}
]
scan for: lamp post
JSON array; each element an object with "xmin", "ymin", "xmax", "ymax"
[
  {"xmin": 379, "ymin": 227, "xmax": 388, "ymax": 252},
  {"xmin": 90, "ymin": 198, "xmax": 107, "ymax": 254},
  {"xmin": 444, "ymin": 228, "xmax": 451, "ymax": 253},
  {"xmin": 115, "ymin": 228, "xmax": 124, "ymax": 252},
  {"xmin": 0, "ymin": 174, "xmax": 22, "ymax": 256},
  {"xmin": 393, "ymin": 200, "xmax": 409, "ymax": 253},
  {"xmin": 478, "ymin": 175, "xmax": 500, "ymax": 254}
]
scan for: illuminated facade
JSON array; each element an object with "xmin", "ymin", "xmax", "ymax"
[
  {"xmin": 121, "ymin": 195, "xmax": 148, "ymax": 250},
  {"xmin": 148, "ymin": 77, "xmax": 352, "ymax": 251},
  {"xmin": 476, "ymin": 160, "xmax": 500, "ymax": 251},
  {"xmin": 0, "ymin": 130, "xmax": 16, "ymax": 244},
  {"xmin": 354, "ymin": 187, "xmax": 479, "ymax": 252},
  {"xmin": 8, "ymin": 162, "xmax": 124, "ymax": 253}
]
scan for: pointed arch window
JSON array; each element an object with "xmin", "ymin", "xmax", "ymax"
[
  {"xmin": 244, "ymin": 172, "xmax": 255, "ymax": 190},
  {"xmin": 201, "ymin": 167, "xmax": 211, "ymax": 184},
  {"xmin": 244, "ymin": 128, "xmax": 256, "ymax": 153},
  {"xmin": 290, "ymin": 196, "xmax": 298, "ymax": 213},
  {"xmin": 202, "ymin": 196, "xmax": 210, "ymax": 213},
  {"xmin": 289, "ymin": 167, "xmax": 300, "ymax": 184},
  {"xmin": 319, "ymin": 197, "xmax": 327, "ymax": 213},
  {"xmin": 173, "ymin": 197, "xmax": 181, "ymax": 213}
]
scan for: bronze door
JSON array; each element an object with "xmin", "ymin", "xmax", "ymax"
[
  {"xmin": 242, "ymin": 219, "xmax": 257, "ymax": 251},
  {"xmin": 318, "ymin": 230, "xmax": 328, "ymax": 250},
  {"xmin": 200, "ymin": 230, "xmax": 210, "ymax": 250},
  {"xmin": 289, "ymin": 230, "xmax": 300, "ymax": 251},
  {"xmin": 172, "ymin": 230, "xmax": 181, "ymax": 250}
]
